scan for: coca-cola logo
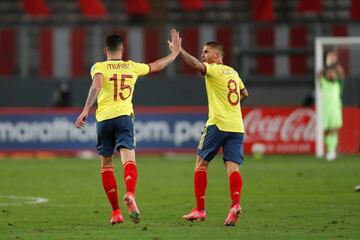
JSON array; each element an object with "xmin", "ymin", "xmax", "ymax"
[{"xmin": 244, "ymin": 108, "xmax": 316, "ymax": 142}]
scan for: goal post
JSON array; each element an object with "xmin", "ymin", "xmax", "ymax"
[{"xmin": 315, "ymin": 37, "xmax": 360, "ymax": 158}]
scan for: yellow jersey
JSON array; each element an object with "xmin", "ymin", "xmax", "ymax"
[
  {"xmin": 90, "ymin": 60, "xmax": 150, "ymax": 122},
  {"xmin": 203, "ymin": 63, "xmax": 245, "ymax": 133}
]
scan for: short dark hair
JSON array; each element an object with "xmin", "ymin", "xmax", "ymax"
[
  {"xmin": 205, "ymin": 41, "xmax": 224, "ymax": 57},
  {"xmin": 105, "ymin": 33, "xmax": 124, "ymax": 52}
]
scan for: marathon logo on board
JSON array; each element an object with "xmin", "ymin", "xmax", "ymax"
[
  {"xmin": 0, "ymin": 111, "xmax": 206, "ymax": 152},
  {"xmin": 0, "ymin": 118, "xmax": 205, "ymax": 147}
]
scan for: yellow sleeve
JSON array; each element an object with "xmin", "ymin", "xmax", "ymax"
[
  {"xmin": 130, "ymin": 61, "xmax": 150, "ymax": 77},
  {"xmin": 90, "ymin": 62, "xmax": 103, "ymax": 80},
  {"xmin": 204, "ymin": 63, "xmax": 215, "ymax": 77}
]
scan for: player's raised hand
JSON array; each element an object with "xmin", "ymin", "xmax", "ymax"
[
  {"xmin": 171, "ymin": 29, "xmax": 181, "ymax": 54},
  {"xmin": 75, "ymin": 111, "xmax": 88, "ymax": 128},
  {"xmin": 168, "ymin": 29, "xmax": 181, "ymax": 55}
]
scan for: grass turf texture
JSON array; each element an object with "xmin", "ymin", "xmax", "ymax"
[{"xmin": 0, "ymin": 155, "xmax": 359, "ymax": 240}]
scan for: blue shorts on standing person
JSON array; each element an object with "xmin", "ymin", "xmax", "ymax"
[
  {"xmin": 197, "ymin": 125, "xmax": 244, "ymax": 164},
  {"xmin": 96, "ymin": 115, "xmax": 135, "ymax": 157}
]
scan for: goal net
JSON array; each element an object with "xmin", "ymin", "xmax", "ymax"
[{"xmin": 315, "ymin": 37, "xmax": 360, "ymax": 157}]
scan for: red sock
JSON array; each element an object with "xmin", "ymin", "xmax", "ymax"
[
  {"xmin": 101, "ymin": 167, "xmax": 119, "ymax": 210},
  {"xmin": 194, "ymin": 169, "xmax": 207, "ymax": 211},
  {"xmin": 123, "ymin": 161, "xmax": 137, "ymax": 194},
  {"xmin": 229, "ymin": 171, "xmax": 243, "ymax": 206}
]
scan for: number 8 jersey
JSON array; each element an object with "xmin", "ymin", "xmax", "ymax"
[
  {"xmin": 90, "ymin": 60, "xmax": 150, "ymax": 122},
  {"xmin": 203, "ymin": 63, "xmax": 245, "ymax": 133}
]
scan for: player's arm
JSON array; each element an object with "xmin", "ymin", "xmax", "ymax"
[
  {"xmin": 335, "ymin": 63, "xmax": 345, "ymax": 80},
  {"xmin": 75, "ymin": 73, "xmax": 103, "ymax": 128},
  {"xmin": 179, "ymin": 48, "xmax": 206, "ymax": 74},
  {"xmin": 240, "ymin": 88, "xmax": 249, "ymax": 102},
  {"xmin": 148, "ymin": 53, "xmax": 178, "ymax": 73},
  {"xmin": 148, "ymin": 29, "xmax": 181, "ymax": 73},
  {"xmin": 168, "ymin": 29, "xmax": 205, "ymax": 74}
]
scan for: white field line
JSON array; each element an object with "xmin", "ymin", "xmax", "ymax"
[{"xmin": 0, "ymin": 195, "xmax": 48, "ymax": 206}]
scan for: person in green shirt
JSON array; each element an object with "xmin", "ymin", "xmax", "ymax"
[{"xmin": 320, "ymin": 52, "xmax": 345, "ymax": 161}]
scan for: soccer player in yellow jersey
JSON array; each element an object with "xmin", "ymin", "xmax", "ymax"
[
  {"xmin": 75, "ymin": 30, "xmax": 181, "ymax": 225},
  {"xmin": 174, "ymin": 32, "xmax": 249, "ymax": 226}
]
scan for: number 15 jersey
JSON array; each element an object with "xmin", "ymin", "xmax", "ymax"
[
  {"xmin": 203, "ymin": 63, "xmax": 245, "ymax": 133},
  {"xmin": 90, "ymin": 60, "xmax": 150, "ymax": 122}
]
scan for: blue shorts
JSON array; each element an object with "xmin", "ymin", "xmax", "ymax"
[
  {"xmin": 96, "ymin": 115, "xmax": 135, "ymax": 157},
  {"xmin": 197, "ymin": 125, "xmax": 244, "ymax": 164}
]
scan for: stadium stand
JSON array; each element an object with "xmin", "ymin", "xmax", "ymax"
[
  {"xmin": 22, "ymin": 0, "xmax": 51, "ymax": 17},
  {"xmin": 77, "ymin": 0, "xmax": 107, "ymax": 19},
  {"xmin": 0, "ymin": 0, "xmax": 354, "ymax": 24},
  {"xmin": 0, "ymin": 0, "xmax": 358, "ymax": 107}
]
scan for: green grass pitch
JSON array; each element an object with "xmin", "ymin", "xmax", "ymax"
[{"xmin": 0, "ymin": 155, "xmax": 359, "ymax": 239}]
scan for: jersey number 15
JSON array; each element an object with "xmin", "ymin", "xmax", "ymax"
[{"xmin": 110, "ymin": 74, "xmax": 132, "ymax": 101}]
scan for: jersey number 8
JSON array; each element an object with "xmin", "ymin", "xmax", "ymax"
[{"xmin": 227, "ymin": 79, "xmax": 239, "ymax": 106}]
